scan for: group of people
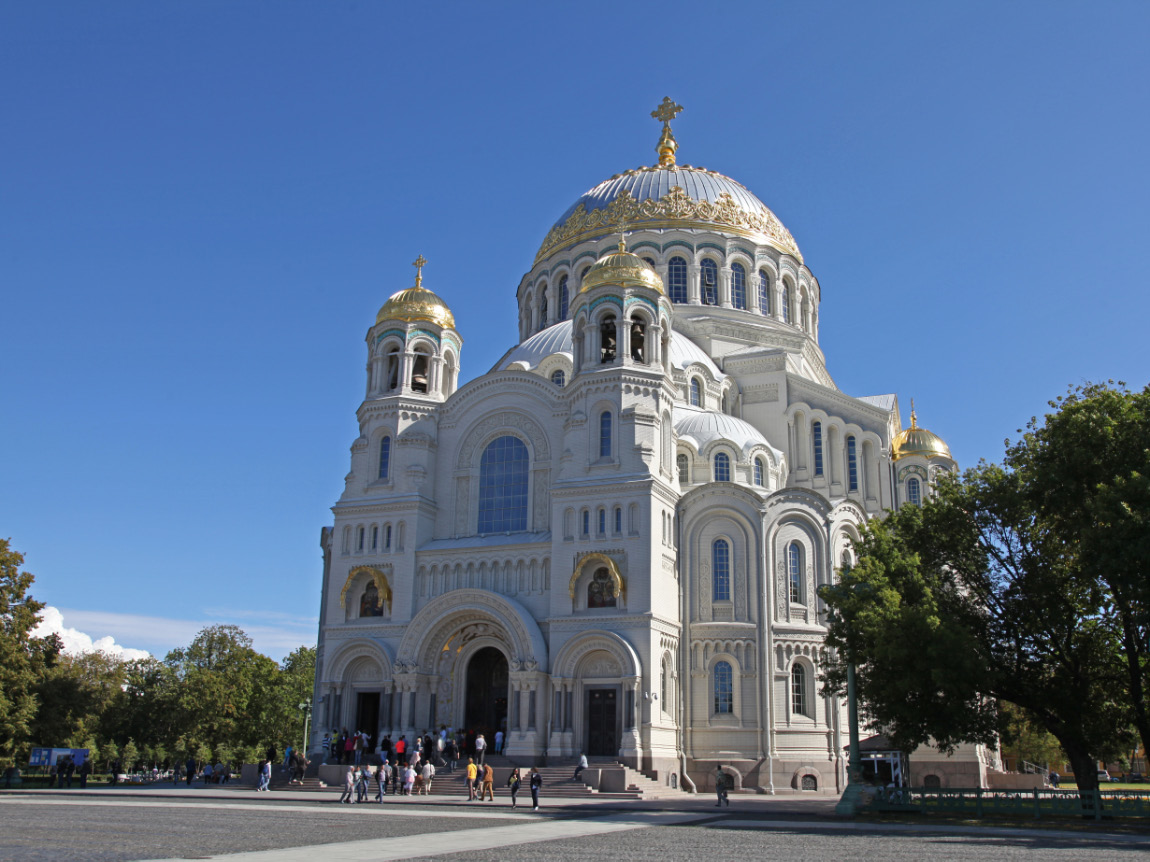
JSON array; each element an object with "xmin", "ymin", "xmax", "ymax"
[
  {"xmin": 177, "ymin": 758, "xmax": 234, "ymax": 786},
  {"xmin": 45, "ymin": 756, "xmax": 92, "ymax": 789},
  {"xmin": 322, "ymin": 725, "xmax": 505, "ymax": 772},
  {"xmin": 338, "ymin": 757, "xmax": 440, "ymax": 802},
  {"xmin": 464, "ymin": 760, "xmax": 542, "ymax": 810}
]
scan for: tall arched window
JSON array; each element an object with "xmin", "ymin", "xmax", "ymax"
[
  {"xmin": 782, "ymin": 285, "xmax": 791, "ymax": 323},
  {"xmin": 551, "ymin": 369, "xmax": 565, "ymax": 387},
  {"xmin": 847, "ymin": 436, "xmax": 859, "ymax": 492},
  {"xmin": 539, "ymin": 289, "xmax": 548, "ymax": 329},
  {"xmin": 478, "ymin": 436, "xmax": 529, "ymax": 533},
  {"xmin": 713, "ymin": 452, "xmax": 731, "ymax": 482},
  {"xmin": 690, "ymin": 378, "xmax": 702, "ymax": 407},
  {"xmin": 907, "ymin": 476, "xmax": 922, "ymax": 506},
  {"xmin": 599, "ymin": 411, "xmax": 612, "ymax": 458},
  {"xmin": 558, "ymin": 274, "xmax": 569, "ymax": 320},
  {"xmin": 357, "ymin": 526, "xmax": 364, "ymax": 551},
  {"xmin": 598, "ymin": 508, "xmax": 606, "ymax": 534},
  {"xmin": 661, "ymin": 655, "xmax": 672, "ymax": 712},
  {"xmin": 677, "ymin": 453, "xmax": 689, "ymax": 484},
  {"xmin": 731, "ymin": 262, "xmax": 747, "ymax": 310},
  {"xmin": 385, "ymin": 348, "xmax": 400, "ymax": 391},
  {"xmin": 700, "ymin": 259, "xmax": 719, "ymax": 305},
  {"xmin": 791, "ymin": 663, "xmax": 808, "ymax": 716},
  {"xmin": 788, "ymin": 542, "xmax": 803, "ymax": 603},
  {"xmin": 614, "ymin": 506, "xmax": 622, "ymax": 534},
  {"xmin": 812, "ymin": 421, "xmax": 823, "ymax": 477},
  {"xmin": 600, "ymin": 315, "xmax": 617, "ymax": 363},
  {"xmin": 371, "ymin": 526, "xmax": 378, "ymax": 550},
  {"xmin": 712, "ymin": 539, "xmax": 731, "ymax": 601},
  {"xmin": 378, "ymin": 436, "xmax": 391, "ymax": 480},
  {"xmin": 714, "ymin": 661, "xmax": 733, "ymax": 714},
  {"xmin": 668, "ymin": 256, "xmax": 688, "ymax": 303},
  {"xmin": 753, "ymin": 457, "xmax": 765, "ymax": 487},
  {"xmin": 758, "ymin": 269, "xmax": 771, "ymax": 315}
]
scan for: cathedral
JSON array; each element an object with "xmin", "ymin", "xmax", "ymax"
[{"xmin": 311, "ymin": 100, "xmax": 986, "ymax": 793}]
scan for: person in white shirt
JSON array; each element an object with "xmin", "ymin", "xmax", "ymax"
[
  {"xmin": 421, "ymin": 760, "xmax": 435, "ymax": 794},
  {"xmin": 474, "ymin": 733, "xmax": 487, "ymax": 766},
  {"xmin": 573, "ymin": 753, "xmax": 588, "ymax": 781}
]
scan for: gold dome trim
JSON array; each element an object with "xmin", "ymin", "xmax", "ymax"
[
  {"xmin": 892, "ymin": 405, "xmax": 952, "ymax": 461},
  {"xmin": 376, "ymin": 255, "xmax": 456, "ymax": 328},
  {"xmin": 535, "ymin": 183, "xmax": 802, "ymax": 265}
]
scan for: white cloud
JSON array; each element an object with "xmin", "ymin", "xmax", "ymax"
[{"xmin": 34, "ymin": 606, "xmax": 152, "ymax": 661}]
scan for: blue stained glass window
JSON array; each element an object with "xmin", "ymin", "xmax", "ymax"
[
  {"xmin": 477, "ymin": 436, "xmax": 530, "ymax": 533},
  {"xmin": 701, "ymin": 260, "xmax": 719, "ymax": 305},
  {"xmin": 379, "ymin": 436, "xmax": 391, "ymax": 480},
  {"xmin": 791, "ymin": 663, "xmax": 807, "ymax": 715},
  {"xmin": 788, "ymin": 542, "xmax": 802, "ymax": 603},
  {"xmin": 559, "ymin": 275, "xmax": 569, "ymax": 320},
  {"xmin": 614, "ymin": 507, "xmax": 622, "ymax": 533},
  {"xmin": 551, "ymin": 369, "xmax": 565, "ymax": 387},
  {"xmin": 598, "ymin": 509, "xmax": 606, "ymax": 534},
  {"xmin": 690, "ymin": 378, "xmax": 701, "ymax": 407},
  {"xmin": 713, "ymin": 539, "xmax": 731, "ymax": 601},
  {"xmin": 600, "ymin": 411, "xmax": 612, "ymax": 458},
  {"xmin": 731, "ymin": 263, "xmax": 746, "ymax": 310},
  {"xmin": 754, "ymin": 458, "xmax": 764, "ymax": 487},
  {"xmin": 907, "ymin": 476, "xmax": 921, "ymax": 505},
  {"xmin": 668, "ymin": 257, "xmax": 688, "ymax": 303},
  {"xmin": 582, "ymin": 510, "xmax": 589, "ymax": 536},
  {"xmin": 847, "ymin": 436, "xmax": 859, "ymax": 492},
  {"xmin": 812, "ymin": 422, "xmax": 823, "ymax": 477},
  {"xmin": 714, "ymin": 452, "xmax": 730, "ymax": 482},
  {"xmin": 758, "ymin": 269, "xmax": 771, "ymax": 315},
  {"xmin": 714, "ymin": 661, "xmax": 733, "ymax": 714}
]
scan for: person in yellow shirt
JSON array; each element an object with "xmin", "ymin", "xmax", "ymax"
[{"xmin": 466, "ymin": 758, "xmax": 478, "ymax": 801}]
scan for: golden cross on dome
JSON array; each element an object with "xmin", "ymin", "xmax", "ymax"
[
  {"xmin": 910, "ymin": 398, "xmax": 918, "ymax": 427},
  {"xmin": 412, "ymin": 254, "xmax": 427, "ymax": 287},
  {"xmin": 650, "ymin": 97, "xmax": 684, "ymax": 167}
]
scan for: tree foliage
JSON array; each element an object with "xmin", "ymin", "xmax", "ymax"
[{"xmin": 821, "ymin": 385, "xmax": 1149, "ymax": 795}]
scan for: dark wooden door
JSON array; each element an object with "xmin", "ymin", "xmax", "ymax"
[{"xmin": 585, "ymin": 689, "xmax": 617, "ymax": 756}]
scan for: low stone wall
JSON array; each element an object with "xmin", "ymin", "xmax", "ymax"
[{"xmin": 986, "ymin": 772, "xmax": 1046, "ymax": 790}]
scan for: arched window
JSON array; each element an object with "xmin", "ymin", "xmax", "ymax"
[
  {"xmin": 477, "ymin": 436, "xmax": 529, "ymax": 533},
  {"xmin": 629, "ymin": 315, "xmax": 646, "ymax": 362},
  {"xmin": 385, "ymin": 524, "xmax": 392, "ymax": 549},
  {"xmin": 598, "ymin": 508, "xmax": 606, "ymax": 534},
  {"xmin": 371, "ymin": 526, "xmax": 378, "ymax": 550},
  {"xmin": 788, "ymin": 542, "xmax": 803, "ymax": 603},
  {"xmin": 713, "ymin": 452, "xmax": 731, "ymax": 482},
  {"xmin": 812, "ymin": 421, "xmax": 823, "ymax": 477},
  {"xmin": 689, "ymin": 378, "xmax": 702, "ymax": 407},
  {"xmin": 600, "ymin": 315, "xmax": 617, "ymax": 363},
  {"xmin": 712, "ymin": 539, "xmax": 730, "ymax": 601},
  {"xmin": 357, "ymin": 526, "xmax": 365, "ymax": 552},
  {"xmin": 907, "ymin": 476, "xmax": 922, "ymax": 506},
  {"xmin": 782, "ymin": 285, "xmax": 791, "ymax": 323},
  {"xmin": 385, "ymin": 348, "xmax": 400, "ymax": 391},
  {"xmin": 847, "ymin": 436, "xmax": 859, "ymax": 492},
  {"xmin": 731, "ymin": 262, "xmax": 747, "ymax": 310},
  {"xmin": 841, "ymin": 550, "xmax": 853, "ymax": 574},
  {"xmin": 551, "ymin": 369, "xmax": 565, "ymax": 387},
  {"xmin": 714, "ymin": 661, "xmax": 733, "ymax": 714},
  {"xmin": 661, "ymin": 655, "xmax": 672, "ymax": 712},
  {"xmin": 539, "ymin": 289, "xmax": 548, "ymax": 329},
  {"xmin": 791, "ymin": 663, "xmax": 808, "ymax": 716},
  {"xmin": 668, "ymin": 256, "xmax": 688, "ymax": 303},
  {"xmin": 587, "ymin": 567, "xmax": 617, "ymax": 608},
  {"xmin": 582, "ymin": 510, "xmax": 590, "ymax": 536},
  {"xmin": 558, "ymin": 275, "xmax": 569, "ymax": 320},
  {"xmin": 599, "ymin": 411, "xmax": 612, "ymax": 458},
  {"xmin": 677, "ymin": 453, "xmax": 689, "ymax": 484},
  {"xmin": 754, "ymin": 457, "xmax": 765, "ymax": 487},
  {"xmin": 758, "ymin": 269, "xmax": 771, "ymax": 315},
  {"xmin": 700, "ymin": 259, "xmax": 719, "ymax": 305},
  {"xmin": 614, "ymin": 506, "xmax": 622, "ymax": 534},
  {"xmin": 379, "ymin": 436, "xmax": 391, "ymax": 480}
]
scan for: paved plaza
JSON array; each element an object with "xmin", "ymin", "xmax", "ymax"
[{"xmin": 1, "ymin": 787, "xmax": 1147, "ymax": 861}]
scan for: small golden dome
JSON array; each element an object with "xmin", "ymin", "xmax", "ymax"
[
  {"xmin": 375, "ymin": 255, "xmax": 455, "ymax": 328},
  {"xmin": 892, "ymin": 405, "xmax": 952, "ymax": 461},
  {"xmin": 580, "ymin": 238, "xmax": 665, "ymax": 294}
]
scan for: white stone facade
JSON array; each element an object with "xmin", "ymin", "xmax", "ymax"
[{"xmin": 312, "ymin": 128, "xmax": 965, "ymax": 794}]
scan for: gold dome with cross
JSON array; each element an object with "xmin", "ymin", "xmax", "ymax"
[{"xmin": 376, "ymin": 255, "xmax": 456, "ymax": 328}]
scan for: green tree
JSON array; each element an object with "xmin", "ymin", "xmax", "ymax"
[
  {"xmin": 35, "ymin": 651, "xmax": 129, "ymax": 750},
  {"xmin": 0, "ymin": 539, "xmax": 60, "ymax": 768},
  {"xmin": 821, "ymin": 462, "xmax": 1133, "ymax": 797},
  {"xmin": 121, "ymin": 738, "xmax": 139, "ymax": 773},
  {"xmin": 1009, "ymin": 382, "xmax": 1150, "ymax": 764}
]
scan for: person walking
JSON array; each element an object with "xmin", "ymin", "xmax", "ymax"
[
  {"xmin": 466, "ymin": 758, "xmax": 478, "ymax": 801},
  {"xmin": 446, "ymin": 737, "xmax": 458, "ymax": 772},
  {"xmin": 481, "ymin": 762, "xmax": 494, "ymax": 801},
  {"xmin": 390, "ymin": 758, "xmax": 400, "ymax": 795},
  {"xmin": 376, "ymin": 762, "xmax": 388, "ymax": 802},
  {"xmin": 494, "ymin": 729, "xmax": 504, "ymax": 755},
  {"xmin": 78, "ymin": 758, "xmax": 91, "ymax": 789},
  {"xmin": 714, "ymin": 764, "xmax": 729, "ymax": 807},
  {"xmin": 475, "ymin": 733, "xmax": 487, "ymax": 766},
  {"xmin": 421, "ymin": 759, "xmax": 435, "ymax": 795},
  {"xmin": 338, "ymin": 765, "xmax": 354, "ymax": 803},
  {"xmin": 185, "ymin": 756, "xmax": 196, "ymax": 786},
  {"xmin": 507, "ymin": 768, "xmax": 521, "ymax": 808},
  {"xmin": 573, "ymin": 753, "xmax": 588, "ymax": 781},
  {"xmin": 403, "ymin": 763, "xmax": 416, "ymax": 796},
  {"xmin": 394, "ymin": 736, "xmax": 406, "ymax": 766},
  {"xmin": 529, "ymin": 767, "xmax": 542, "ymax": 811}
]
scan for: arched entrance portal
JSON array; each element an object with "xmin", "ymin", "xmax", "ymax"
[{"xmin": 465, "ymin": 646, "xmax": 508, "ymax": 744}]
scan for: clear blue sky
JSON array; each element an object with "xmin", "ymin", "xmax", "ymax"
[{"xmin": 3, "ymin": 1, "xmax": 1148, "ymax": 660}]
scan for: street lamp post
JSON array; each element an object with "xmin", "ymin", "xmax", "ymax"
[{"xmin": 298, "ymin": 699, "xmax": 313, "ymax": 760}]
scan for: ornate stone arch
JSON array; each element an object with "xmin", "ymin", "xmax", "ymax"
[
  {"xmin": 339, "ymin": 565, "xmax": 393, "ymax": 612},
  {"xmin": 395, "ymin": 589, "xmax": 548, "ymax": 673},
  {"xmin": 552, "ymin": 630, "xmax": 642, "ymax": 680},
  {"xmin": 456, "ymin": 410, "xmax": 551, "ymax": 469},
  {"xmin": 568, "ymin": 553, "xmax": 625, "ymax": 601},
  {"xmin": 324, "ymin": 638, "xmax": 394, "ymax": 685}
]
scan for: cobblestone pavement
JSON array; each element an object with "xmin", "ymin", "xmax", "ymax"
[{"xmin": 1, "ymin": 790, "xmax": 1144, "ymax": 862}]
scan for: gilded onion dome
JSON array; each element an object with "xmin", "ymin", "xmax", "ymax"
[
  {"xmin": 581, "ymin": 238, "xmax": 665, "ymax": 294},
  {"xmin": 892, "ymin": 406, "xmax": 952, "ymax": 461},
  {"xmin": 375, "ymin": 256, "xmax": 455, "ymax": 329}
]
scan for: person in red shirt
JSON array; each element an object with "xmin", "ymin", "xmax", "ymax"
[{"xmin": 395, "ymin": 736, "xmax": 406, "ymax": 765}]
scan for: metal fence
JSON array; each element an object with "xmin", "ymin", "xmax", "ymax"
[{"xmin": 869, "ymin": 786, "xmax": 1150, "ymax": 820}]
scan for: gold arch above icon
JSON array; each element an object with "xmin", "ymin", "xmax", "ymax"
[
  {"xmin": 340, "ymin": 565, "xmax": 393, "ymax": 611},
  {"xmin": 568, "ymin": 552, "xmax": 625, "ymax": 601}
]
